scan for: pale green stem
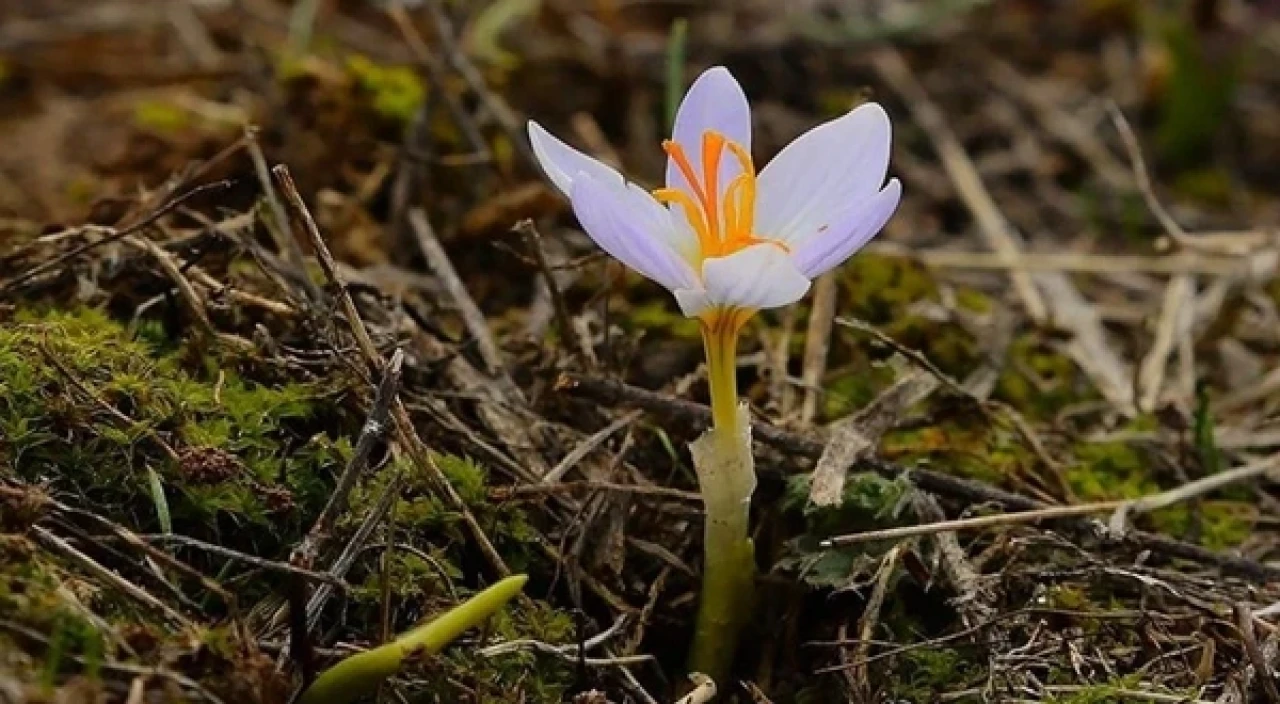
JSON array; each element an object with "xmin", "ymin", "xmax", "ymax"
[
  {"xmin": 687, "ymin": 319, "xmax": 757, "ymax": 683},
  {"xmin": 299, "ymin": 575, "xmax": 527, "ymax": 704}
]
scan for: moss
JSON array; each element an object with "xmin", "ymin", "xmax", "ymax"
[
  {"xmin": 838, "ymin": 253, "xmax": 937, "ymax": 324},
  {"xmin": 342, "ymin": 455, "xmax": 573, "ymax": 703},
  {"xmin": 1173, "ymin": 167, "xmax": 1234, "ymax": 208},
  {"xmin": 132, "ymin": 100, "xmax": 191, "ymax": 134},
  {"xmin": 345, "ymin": 54, "xmax": 426, "ymax": 123},
  {"xmin": 1, "ymin": 306, "xmax": 349, "ymax": 556},
  {"xmin": 883, "ymin": 419, "xmax": 1035, "ymax": 486},
  {"xmin": 1068, "ymin": 441, "xmax": 1152, "ymax": 501},
  {"xmin": 996, "ymin": 334, "xmax": 1094, "ymax": 418},
  {"xmin": 628, "ymin": 299, "xmax": 701, "ymax": 340},
  {"xmin": 1069, "ymin": 434, "xmax": 1254, "ymax": 549},
  {"xmin": 1149, "ymin": 500, "xmax": 1254, "ymax": 550},
  {"xmin": 887, "ymin": 648, "xmax": 981, "ymax": 702},
  {"xmin": 1043, "ymin": 676, "xmax": 1194, "ymax": 703},
  {"xmin": 820, "ymin": 363, "xmax": 897, "ymax": 419},
  {"xmin": 0, "ymin": 547, "xmax": 109, "ymax": 689},
  {"xmin": 955, "ymin": 287, "xmax": 992, "ymax": 314},
  {"xmin": 881, "ymin": 315, "xmax": 979, "ymax": 378},
  {"xmin": 348, "ymin": 452, "xmax": 538, "ymax": 574}
]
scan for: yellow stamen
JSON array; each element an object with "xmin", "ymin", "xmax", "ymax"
[
  {"xmin": 657, "ymin": 130, "xmax": 785, "ymax": 266},
  {"xmin": 701, "ymin": 132, "xmax": 727, "ymax": 242},
  {"xmin": 653, "ymin": 187, "xmax": 715, "ymax": 254}
]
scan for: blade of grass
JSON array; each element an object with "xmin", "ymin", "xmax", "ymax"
[{"xmin": 665, "ymin": 18, "xmax": 689, "ymax": 133}]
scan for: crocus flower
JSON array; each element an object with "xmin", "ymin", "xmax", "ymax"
[
  {"xmin": 527, "ymin": 65, "xmax": 901, "ymax": 328},
  {"xmin": 527, "ymin": 66, "xmax": 900, "ymax": 682}
]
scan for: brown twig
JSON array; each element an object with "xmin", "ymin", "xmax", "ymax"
[
  {"xmin": 870, "ymin": 46, "xmax": 1046, "ymax": 323},
  {"xmin": 496, "ymin": 479, "xmax": 701, "ymax": 502},
  {"xmin": 291, "ymin": 349, "xmax": 402, "ymax": 570},
  {"xmin": 416, "ymin": 0, "xmax": 533, "ymax": 165},
  {"xmin": 32, "ymin": 526, "xmax": 193, "ymax": 629},
  {"xmin": 799, "ymin": 272, "xmax": 839, "ymax": 425},
  {"xmin": 557, "ymin": 372, "xmax": 1280, "ymax": 582},
  {"xmin": 142, "ymin": 534, "xmax": 347, "ymax": 587},
  {"xmin": 515, "ymin": 218, "xmax": 590, "ymax": 367},
  {"xmin": 821, "ymin": 499, "xmax": 1128, "ymax": 547},
  {"xmin": 848, "ymin": 544, "xmax": 902, "ymax": 697},
  {"xmin": 244, "ymin": 125, "xmax": 321, "ymax": 304},
  {"xmin": 1236, "ymin": 603, "xmax": 1280, "ymax": 703},
  {"xmin": 274, "ymin": 165, "xmax": 511, "ymax": 578},
  {"xmin": 0, "ymin": 180, "xmax": 233, "ymax": 296},
  {"xmin": 408, "ymin": 207, "xmax": 512, "ymax": 383},
  {"xmin": 542, "ymin": 410, "xmax": 643, "ymax": 483}
]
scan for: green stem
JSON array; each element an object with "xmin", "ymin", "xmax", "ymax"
[
  {"xmin": 687, "ymin": 318, "xmax": 756, "ymax": 683},
  {"xmin": 299, "ymin": 575, "xmax": 527, "ymax": 704},
  {"xmin": 688, "ymin": 489, "xmax": 755, "ymax": 681}
]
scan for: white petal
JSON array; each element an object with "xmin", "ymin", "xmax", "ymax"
[
  {"xmin": 528, "ymin": 120, "xmax": 621, "ymax": 199},
  {"xmin": 674, "ymin": 288, "xmax": 712, "ymax": 318},
  {"xmin": 755, "ymin": 103, "xmax": 892, "ymax": 247},
  {"xmin": 569, "ymin": 175, "xmax": 698, "ymax": 292},
  {"xmin": 700, "ymin": 245, "xmax": 811, "ymax": 311},
  {"xmin": 791, "ymin": 179, "xmax": 902, "ymax": 278},
  {"xmin": 666, "ymin": 66, "xmax": 752, "ymax": 197}
]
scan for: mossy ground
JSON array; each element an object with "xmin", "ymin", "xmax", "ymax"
[{"xmin": 0, "ymin": 306, "xmax": 576, "ymax": 702}]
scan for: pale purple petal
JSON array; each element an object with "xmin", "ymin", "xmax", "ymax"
[
  {"xmin": 569, "ymin": 175, "xmax": 698, "ymax": 292},
  {"xmin": 674, "ymin": 288, "xmax": 712, "ymax": 318},
  {"xmin": 699, "ymin": 244, "xmax": 810, "ymax": 311},
  {"xmin": 754, "ymin": 103, "xmax": 892, "ymax": 246},
  {"xmin": 528, "ymin": 120, "xmax": 621, "ymax": 199},
  {"xmin": 790, "ymin": 179, "xmax": 901, "ymax": 278},
  {"xmin": 666, "ymin": 66, "xmax": 752, "ymax": 199}
]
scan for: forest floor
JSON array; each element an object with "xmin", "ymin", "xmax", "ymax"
[{"xmin": 5, "ymin": 1, "xmax": 1280, "ymax": 702}]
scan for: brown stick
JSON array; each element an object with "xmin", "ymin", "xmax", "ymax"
[
  {"xmin": 274, "ymin": 166, "xmax": 511, "ymax": 578},
  {"xmin": 556, "ymin": 372, "xmax": 1280, "ymax": 582}
]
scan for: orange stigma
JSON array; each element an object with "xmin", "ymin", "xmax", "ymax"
[{"xmin": 654, "ymin": 130, "xmax": 785, "ymax": 264}]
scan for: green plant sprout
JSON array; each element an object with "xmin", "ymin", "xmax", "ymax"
[{"xmin": 298, "ymin": 574, "xmax": 528, "ymax": 704}]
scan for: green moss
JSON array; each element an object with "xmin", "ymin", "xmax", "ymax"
[
  {"xmin": 348, "ymin": 452, "xmax": 538, "ymax": 574},
  {"xmin": 628, "ymin": 299, "xmax": 701, "ymax": 340},
  {"xmin": 427, "ymin": 598, "xmax": 576, "ymax": 703},
  {"xmin": 1149, "ymin": 500, "xmax": 1254, "ymax": 550},
  {"xmin": 1069, "ymin": 433, "xmax": 1254, "ymax": 549},
  {"xmin": 1173, "ymin": 167, "xmax": 1234, "ymax": 208},
  {"xmin": 1068, "ymin": 441, "xmax": 1152, "ymax": 501},
  {"xmin": 883, "ymin": 420, "xmax": 1034, "ymax": 486},
  {"xmin": 821, "ymin": 363, "xmax": 897, "ymax": 419},
  {"xmin": 1, "ymin": 306, "xmax": 348, "ymax": 551},
  {"xmin": 132, "ymin": 100, "xmax": 191, "ymax": 134},
  {"xmin": 0, "ymin": 546, "xmax": 109, "ymax": 688},
  {"xmin": 996, "ymin": 334, "xmax": 1093, "ymax": 418},
  {"xmin": 345, "ymin": 54, "xmax": 426, "ymax": 123},
  {"xmin": 838, "ymin": 254, "xmax": 937, "ymax": 324},
  {"xmin": 887, "ymin": 648, "xmax": 981, "ymax": 703},
  {"xmin": 1044, "ymin": 676, "xmax": 1193, "ymax": 703},
  {"xmin": 955, "ymin": 287, "xmax": 992, "ymax": 314}
]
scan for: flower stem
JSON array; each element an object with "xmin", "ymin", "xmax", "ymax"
[
  {"xmin": 703, "ymin": 314, "xmax": 742, "ymax": 435},
  {"xmin": 688, "ymin": 315, "xmax": 757, "ymax": 683}
]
